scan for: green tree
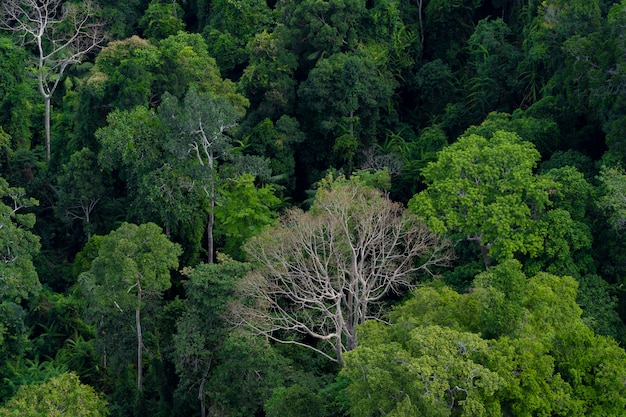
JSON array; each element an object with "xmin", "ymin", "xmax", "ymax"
[
  {"xmin": 0, "ymin": 372, "xmax": 108, "ymax": 417},
  {"xmin": 201, "ymin": 0, "xmax": 274, "ymax": 77},
  {"xmin": 0, "ymin": 36, "xmax": 35, "ymax": 150},
  {"xmin": 0, "ymin": 177, "xmax": 40, "ymax": 303},
  {"xmin": 239, "ymin": 30, "xmax": 299, "ymax": 120},
  {"xmin": 84, "ymin": 36, "xmax": 161, "ymax": 113},
  {"xmin": 156, "ymin": 32, "xmax": 247, "ymax": 110},
  {"xmin": 138, "ymin": 0, "xmax": 185, "ymax": 41},
  {"xmin": 344, "ymin": 323, "xmax": 504, "ymax": 417},
  {"xmin": 215, "ymin": 173, "xmax": 280, "ymax": 260},
  {"xmin": 409, "ymin": 130, "xmax": 554, "ymax": 268},
  {"xmin": 175, "ymin": 256, "xmax": 286, "ymax": 417},
  {"xmin": 597, "ymin": 165, "xmax": 626, "ymax": 231},
  {"xmin": 79, "ymin": 222, "xmax": 181, "ymax": 393},
  {"xmin": 174, "ymin": 257, "xmax": 248, "ymax": 417},
  {"xmin": 55, "ymin": 148, "xmax": 107, "ymax": 240},
  {"xmin": 96, "ymin": 104, "xmax": 199, "ymax": 242},
  {"xmin": 158, "ymin": 88, "xmax": 244, "ymax": 263},
  {"xmin": 343, "ymin": 260, "xmax": 626, "ymax": 416},
  {"xmin": 298, "ymin": 50, "xmax": 395, "ymax": 175}
]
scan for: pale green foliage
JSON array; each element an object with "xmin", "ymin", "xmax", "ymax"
[
  {"xmin": 409, "ymin": 130, "xmax": 554, "ymax": 266},
  {"xmin": 343, "ymin": 260, "xmax": 626, "ymax": 416},
  {"xmin": 344, "ymin": 323, "xmax": 504, "ymax": 417},
  {"xmin": 0, "ymin": 372, "xmax": 108, "ymax": 417}
]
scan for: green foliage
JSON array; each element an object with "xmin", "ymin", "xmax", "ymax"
[
  {"xmin": 264, "ymin": 384, "xmax": 326, "ymax": 417},
  {"xmin": 55, "ymin": 148, "xmax": 108, "ymax": 239},
  {"xmin": 344, "ymin": 323, "xmax": 504, "ymax": 417},
  {"xmin": 597, "ymin": 165, "xmax": 626, "ymax": 231},
  {"xmin": 202, "ymin": 0, "xmax": 274, "ymax": 76},
  {"xmin": 344, "ymin": 260, "xmax": 626, "ymax": 416},
  {"xmin": 239, "ymin": 30, "xmax": 299, "ymax": 120},
  {"xmin": 0, "ymin": 177, "xmax": 41, "ymax": 303},
  {"xmin": 0, "ymin": 37, "xmax": 35, "ymax": 149},
  {"xmin": 466, "ymin": 19, "xmax": 522, "ymax": 117},
  {"xmin": 157, "ymin": 32, "xmax": 248, "ymax": 110},
  {"xmin": 175, "ymin": 256, "xmax": 286, "ymax": 415},
  {"xmin": 139, "ymin": 1, "xmax": 185, "ymax": 41},
  {"xmin": 297, "ymin": 50, "xmax": 395, "ymax": 175},
  {"xmin": 86, "ymin": 36, "xmax": 161, "ymax": 110},
  {"xmin": 79, "ymin": 222, "xmax": 181, "ymax": 387},
  {"xmin": 409, "ymin": 129, "xmax": 553, "ymax": 267},
  {"xmin": 0, "ymin": 372, "xmax": 109, "ymax": 417},
  {"xmin": 215, "ymin": 173, "xmax": 280, "ymax": 259}
]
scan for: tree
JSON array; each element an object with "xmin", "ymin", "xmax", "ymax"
[
  {"xmin": 96, "ymin": 104, "xmax": 200, "ymax": 242},
  {"xmin": 175, "ymin": 256, "xmax": 286, "ymax": 417},
  {"xmin": 298, "ymin": 50, "xmax": 395, "ymax": 174},
  {"xmin": 159, "ymin": 88, "xmax": 244, "ymax": 263},
  {"xmin": 0, "ymin": 0, "xmax": 107, "ymax": 162},
  {"xmin": 79, "ymin": 222, "xmax": 181, "ymax": 393},
  {"xmin": 0, "ymin": 372, "xmax": 109, "ymax": 417},
  {"xmin": 55, "ymin": 148, "xmax": 107, "ymax": 239},
  {"xmin": 597, "ymin": 165, "xmax": 626, "ymax": 231},
  {"xmin": 234, "ymin": 178, "xmax": 452, "ymax": 365},
  {"xmin": 409, "ymin": 130, "xmax": 554, "ymax": 268},
  {"xmin": 214, "ymin": 173, "xmax": 280, "ymax": 260},
  {"xmin": 343, "ymin": 260, "xmax": 626, "ymax": 416},
  {"xmin": 0, "ymin": 177, "xmax": 41, "ymax": 304}
]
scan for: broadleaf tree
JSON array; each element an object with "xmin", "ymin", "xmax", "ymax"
[
  {"xmin": 79, "ymin": 222, "xmax": 181, "ymax": 393},
  {"xmin": 409, "ymin": 130, "xmax": 555, "ymax": 268},
  {"xmin": 159, "ymin": 88, "xmax": 244, "ymax": 263}
]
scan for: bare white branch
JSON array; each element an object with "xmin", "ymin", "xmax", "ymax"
[
  {"xmin": 232, "ymin": 184, "xmax": 453, "ymax": 365},
  {"xmin": 0, "ymin": 0, "xmax": 108, "ymax": 161}
]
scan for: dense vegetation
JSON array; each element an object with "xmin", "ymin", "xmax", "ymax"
[{"xmin": 1, "ymin": 0, "xmax": 626, "ymax": 415}]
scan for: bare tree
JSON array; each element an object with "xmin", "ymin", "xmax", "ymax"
[
  {"xmin": 234, "ymin": 182, "xmax": 453, "ymax": 365},
  {"xmin": 0, "ymin": 0, "xmax": 107, "ymax": 162}
]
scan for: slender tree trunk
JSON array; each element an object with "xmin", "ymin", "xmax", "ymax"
[
  {"xmin": 207, "ymin": 202, "xmax": 214, "ymax": 264},
  {"xmin": 417, "ymin": 0, "xmax": 424, "ymax": 48},
  {"xmin": 44, "ymin": 95, "xmax": 51, "ymax": 162},
  {"xmin": 136, "ymin": 280, "xmax": 143, "ymax": 392}
]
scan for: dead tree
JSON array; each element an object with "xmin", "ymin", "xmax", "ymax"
[
  {"xmin": 234, "ymin": 182, "xmax": 453, "ymax": 365},
  {"xmin": 0, "ymin": 0, "xmax": 107, "ymax": 162}
]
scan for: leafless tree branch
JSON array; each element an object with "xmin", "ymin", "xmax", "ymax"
[
  {"xmin": 231, "ymin": 184, "xmax": 453, "ymax": 365},
  {"xmin": 0, "ymin": 0, "xmax": 108, "ymax": 162}
]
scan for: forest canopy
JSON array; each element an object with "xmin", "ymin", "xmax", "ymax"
[{"xmin": 0, "ymin": 0, "xmax": 625, "ymax": 416}]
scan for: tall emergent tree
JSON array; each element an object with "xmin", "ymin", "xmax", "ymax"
[
  {"xmin": 0, "ymin": 0, "xmax": 107, "ymax": 161},
  {"xmin": 235, "ymin": 176, "xmax": 452, "ymax": 365},
  {"xmin": 159, "ymin": 88, "xmax": 244, "ymax": 263},
  {"xmin": 79, "ymin": 222, "xmax": 181, "ymax": 393}
]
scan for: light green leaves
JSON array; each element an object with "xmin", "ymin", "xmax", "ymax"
[
  {"xmin": 0, "ymin": 372, "xmax": 108, "ymax": 417},
  {"xmin": 409, "ymin": 130, "xmax": 554, "ymax": 267}
]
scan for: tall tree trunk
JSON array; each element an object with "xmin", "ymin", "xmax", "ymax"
[
  {"xmin": 136, "ymin": 280, "xmax": 143, "ymax": 392},
  {"xmin": 44, "ymin": 95, "xmax": 51, "ymax": 162},
  {"xmin": 207, "ymin": 203, "xmax": 214, "ymax": 264}
]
